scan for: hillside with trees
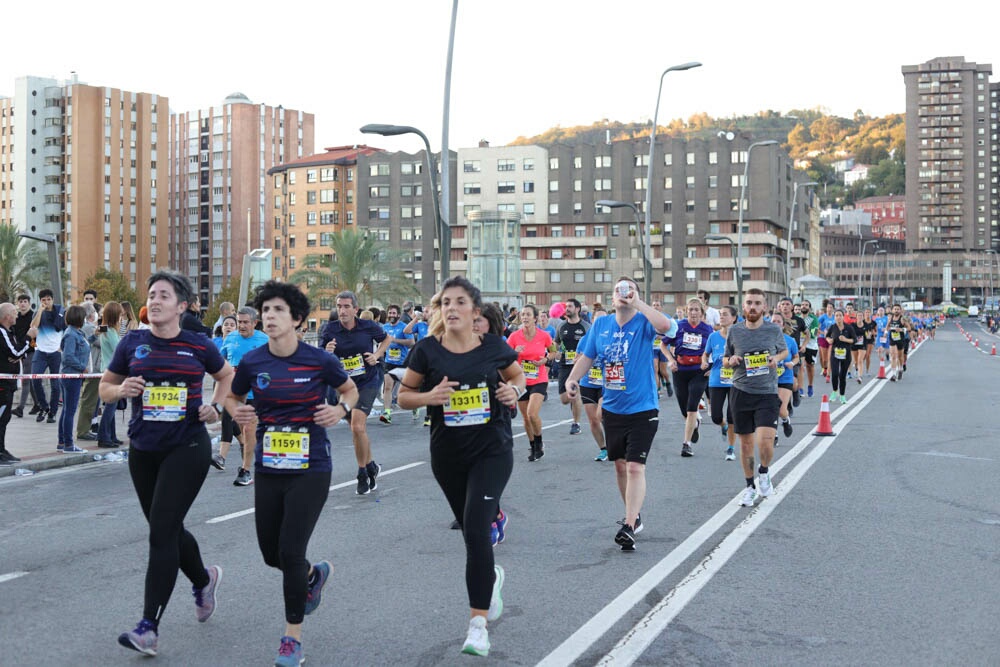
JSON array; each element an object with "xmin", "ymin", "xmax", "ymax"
[{"xmin": 509, "ymin": 109, "xmax": 906, "ymax": 207}]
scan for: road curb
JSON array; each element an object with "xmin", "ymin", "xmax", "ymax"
[{"xmin": 0, "ymin": 450, "xmax": 115, "ymax": 478}]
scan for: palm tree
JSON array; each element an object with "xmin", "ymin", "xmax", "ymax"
[
  {"xmin": 290, "ymin": 228, "xmax": 419, "ymax": 310},
  {"xmin": 0, "ymin": 223, "xmax": 50, "ymax": 302}
]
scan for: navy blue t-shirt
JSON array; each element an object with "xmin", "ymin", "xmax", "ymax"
[
  {"xmin": 232, "ymin": 342, "xmax": 350, "ymax": 475},
  {"xmin": 320, "ymin": 318, "xmax": 387, "ymax": 388},
  {"xmin": 107, "ymin": 329, "xmax": 226, "ymax": 451}
]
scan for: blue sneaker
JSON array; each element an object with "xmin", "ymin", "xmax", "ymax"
[
  {"xmin": 304, "ymin": 560, "xmax": 332, "ymax": 615},
  {"xmin": 275, "ymin": 636, "xmax": 304, "ymax": 666},
  {"xmin": 807, "ymin": 386, "xmax": 814, "ymax": 398},
  {"xmin": 490, "ymin": 511, "xmax": 508, "ymax": 547},
  {"xmin": 118, "ymin": 618, "xmax": 158, "ymax": 656},
  {"xmin": 594, "ymin": 448, "xmax": 608, "ymax": 462},
  {"xmin": 193, "ymin": 565, "xmax": 222, "ymax": 622}
]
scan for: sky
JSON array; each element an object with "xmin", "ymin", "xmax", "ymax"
[{"xmin": 4, "ymin": 0, "xmax": 999, "ymax": 152}]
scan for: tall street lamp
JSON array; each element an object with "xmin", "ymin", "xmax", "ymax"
[
  {"xmin": 786, "ymin": 180, "xmax": 818, "ymax": 293},
  {"xmin": 18, "ymin": 231, "xmax": 63, "ymax": 304},
  {"xmin": 871, "ymin": 249, "xmax": 887, "ymax": 307},
  {"xmin": 597, "ymin": 200, "xmax": 650, "ymax": 299},
  {"xmin": 985, "ymin": 249, "xmax": 998, "ymax": 311},
  {"xmin": 860, "ymin": 239, "xmax": 878, "ymax": 308},
  {"xmin": 763, "ymin": 253, "xmax": 787, "ymax": 298},
  {"xmin": 706, "ymin": 233, "xmax": 741, "ymax": 299},
  {"xmin": 736, "ymin": 140, "xmax": 778, "ymax": 295},
  {"xmin": 360, "ymin": 123, "xmax": 448, "ymax": 290},
  {"xmin": 643, "ymin": 61, "xmax": 702, "ymax": 303}
]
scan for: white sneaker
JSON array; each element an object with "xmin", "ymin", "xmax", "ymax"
[
  {"xmin": 461, "ymin": 616, "xmax": 490, "ymax": 656},
  {"xmin": 725, "ymin": 446, "xmax": 736, "ymax": 461},
  {"xmin": 758, "ymin": 472, "xmax": 773, "ymax": 497},
  {"xmin": 739, "ymin": 486, "xmax": 758, "ymax": 507},
  {"xmin": 487, "ymin": 565, "xmax": 504, "ymax": 622}
]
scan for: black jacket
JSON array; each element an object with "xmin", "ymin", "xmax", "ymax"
[
  {"xmin": 13, "ymin": 310, "xmax": 33, "ymax": 347},
  {"xmin": 1, "ymin": 325, "xmax": 30, "ymax": 376},
  {"xmin": 181, "ymin": 309, "xmax": 212, "ymax": 337}
]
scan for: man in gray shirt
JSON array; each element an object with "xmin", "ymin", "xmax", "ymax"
[{"xmin": 723, "ymin": 288, "xmax": 787, "ymax": 507}]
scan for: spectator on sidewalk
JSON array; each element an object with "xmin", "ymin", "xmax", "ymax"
[
  {"xmin": 97, "ymin": 302, "xmax": 124, "ymax": 448},
  {"xmin": 119, "ymin": 302, "xmax": 139, "ymax": 337},
  {"xmin": 182, "ymin": 297, "xmax": 213, "ymax": 337},
  {"xmin": 76, "ymin": 302, "xmax": 102, "ymax": 443},
  {"xmin": 11, "ymin": 294, "xmax": 37, "ymax": 418},
  {"xmin": 1, "ymin": 302, "xmax": 31, "ymax": 464},
  {"xmin": 27, "ymin": 288, "xmax": 65, "ymax": 424},
  {"xmin": 58, "ymin": 305, "xmax": 91, "ymax": 453}
]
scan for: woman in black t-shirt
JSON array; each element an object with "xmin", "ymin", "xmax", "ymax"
[
  {"xmin": 825, "ymin": 309, "xmax": 857, "ymax": 404},
  {"xmin": 397, "ymin": 276, "xmax": 525, "ymax": 658}
]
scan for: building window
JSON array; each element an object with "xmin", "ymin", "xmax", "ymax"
[
  {"xmin": 523, "ymin": 181, "xmax": 535, "ymax": 193},
  {"xmin": 549, "ymin": 158, "xmax": 559, "ymax": 169},
  {"xmin": 663, "ymin": 154, "xmax": 672, "ymax": 166},
  {"xmin": 401, "ymin": 184, "xmax": 423, "ymax": 197},
  {"xmin": 634, "ymin": 177, "xmax": 647, "ymax": 190},
  {"xmin": 552, "ymin": 249, "xmax": 563, "ymax": 259},
  {"xmin": 306, "ymin": 169, "xmax": 317, "ymax": 183},
  {"xmin": 549, "ymin": 203, "xmax": 558, "ymax": 214},
  {"xmin": 497, "ymin": 181, "xmax": 516, "ymax": 194},
  {"xmin": 686, "ymin": 200, "xmax": 695, "ymax": 212},
  {"xmin": 664, "ymin": 177, "xmax": 673, "ymax": 189},
  {"xmin": 550, "ymin": 272, "xmax": 561, "ymax": 283},
  {"xmin": 611, "ymin": 225, "xmax": 620, "ymax": 237},
  {"xmin": 574, "ymin": 202, "xmax": 583, "ymax": 215},
  {"xmin": 594, "ymin": 179, "xmax": 611, "ymax": 191},
  {"xmin": 320, "ymin": 167, "xmax": 337, "ymax": 181},
  {"xmin": 686, "ymin": 176, "xmax": 695, "ymax": 188},
  {"xmin": 708, "ymin": 199, "xmax": 718, "ymax": 212},
  {"xmin": 709, "ymin": 151, "xmax": 718, "ymax": 165},
  {"xmin": 307, "ymin": 212, "xmax": 317, "ymax": 225},
  {"xmin": 307, "ymin": 191, "xmax": 317, "ymax": 205},
  {"xmin": 370, "ymin": 185, "xmax": 389, "ymax": 198},
  {"xmin": 320, "ymin": 211, "xmax": 337, "ymax": 225},
  {"xmin": 523, "ymin": 203, "xmax": 535, "ymax": 215},
  {"xmin": 369, "ymin": 164, "xmax": 390, "ymax": 176},
  {"xmin": 573, "ymin": 179, "xmax": 582, "ymax": 192},
  {"xmin": 523, "ymin": 158, "xmax": 535, "ymax": 170},
  {"xmin": 664, "ymin": 200, "xmax": 672, "ymax": 213},
  {"xmin": 709, "ymin": 175, "xmax": 718, "ymax": 188},
  {"xmin": 686, "ymin": 223, "xmax": 695, "ymax": 235},
  {"xmin": 573, "ymin": 157, "xmax": 582, "ymax": 169},
  {"xmin": 574, "ymin": 272, "xmax": 586, "ymax": 283},
  {"xmin": 497, "ymin": 158, "xmax": 515, "ymax": 172},
  {"xmin": 551, "ymin": 226, "xmax": 563, "ymax": 238},
  {"xmin": 549, "ymin": 180, "xmax": 559, "ymax": 192},
  {"xmin": 575, "ymin": 225, "xmax": 586, "ymax": 237},
  {"xmin": 320, "ymin": 189, "xmax": 337, "ymax": 203},
  {"xmin": 595, "ymin": 155, "xmax": 611, "ymax": 168},
  {"xmin": 463, "ymin": 183, "xmax": 481, "ymax": 195},
  {"xmin": 288, "ymin": 171, "xmax": 297, "ymax": 184},
  {"xmin": 463, "ymin": 160, "xmax": 481, "ymax": 173},
  {"xmin": 525, "ymin": 270, "xmax": 536, "ymax": 283}
]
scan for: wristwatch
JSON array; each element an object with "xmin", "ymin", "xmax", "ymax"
[
  {"xmin": 338, "ymin": 401, "xmax": 352, "ymax": 417},
  {"xmin": 212, "ymin": 402, "xmax": 224, "ymax": 416}
]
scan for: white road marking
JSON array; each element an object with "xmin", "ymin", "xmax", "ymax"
[
  {"xmin": 0, "ymin": 571, "xmax": 29, "ymax": 584},
  {"xmin": 205, "ymin": 461, "xmax": 426, "ymax": 524},
  {"xmin": 513, "ymin": 418, "xmax": 574, "ymax": 439},
  {"xmin": 919, "ymin": 451, "xmax": 992, "ymax": 461}
]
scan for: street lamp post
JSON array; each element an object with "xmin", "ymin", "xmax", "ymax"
[
  {"xmin": 986, "ymin": 250, "xmax": 998, "ymax": 311},
  {"xmin": 360, "ymin": 123, "xmax": 448, "ymax": 290},
  {"xmin": 871, "ymin": 249, "xmax": 887, "ymax": 307},
  {"xmin": 706, "ymin": 233, "xmax": 741, "ymax": 300},
  {"xmin": 786, "ymin": 180, "xmax": 818, "ymax": 294},
  {"xmin": 597, "ymin": 199, "xmax": 653, "ymax": 303},
  {"xmin": 18, "ymin": 231, "xmax": 63, "ymax": 304},
  {"xmin": 736, "ymin": 140, "xmax": 778, "ymax": 299},
  {"xmin": 643, "ymin": 61, "xmax": 702, "ymax": 304},
  {"xmin": 860, "ymin": 240, "xmax": 878, "ymax": 308},
  {"xmin": 763, "ymin": 253, "xmax": 786, "ymax": 299}
]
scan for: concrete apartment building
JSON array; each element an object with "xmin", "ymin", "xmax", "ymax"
[
  {"xmin": 1, "ymin": 75, "xmax": 167, "ymax": 298},
  {"xmin": 268, "ymin": 144, "xmax": 383, "ymax": 319},
  {"xmin": 167, "ymin": 93, "xmax": 313, "ymax": 306}
]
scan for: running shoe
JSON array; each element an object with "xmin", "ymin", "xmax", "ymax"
[
  {"xmin": 839, "ymin": 393, "xmax": 848, "ymax": 404},
  {"xmin": 234, "ymin": 468, "xmax": 253, "ymax": 486},
  {"xmin": 367, "ymin": 461, "xmax": 381, "ymax": 491},
  {"xmin": 304, "ymin": 560, "xmax": 331, "ymax": 615},
  {"xmin": 569, "ymin": 422, "xmax": 581, "ymax": 435},
  {"xmin": 857, "ymin": 375, "xmax": 862, "ymax": 385},
  {"xmin": 0, "ymin": 457, "xmax": 13, "ymax": 467},
  {"xmin": 725, "ymin": 446, "xmax": 736, "ymax": 461},
  {"xmin": 491, "ymin": 511, "xmax": 507, "ymax": 546},
  {"xmin": 903, "ymin": 363, "xmax": 907, "ymax": 372},
  {"xmin": 47, "ymin": 412, "xmax": 57, "ymax": 424},
  {"xmin": 798, "ymin": 388, "xmax": 804, "ymax": 398},
  {"xmin": 193, "ymin": 565, "xmax": 222, "ymax": 622},
  {"xmin": 62, "ymin": 445, "xmax": 86, "ymax": 453},
  {"xmin": 691, "ymin": 416, "xmax": 701, "ymax": 443},
  {"xmin": 11, "ymin": 407, "xmax": 23, "ymax": 418},
  {"xmin": 423, "ymin": 417, "xmax": 431, "ymax": 427},
  {"xmin": 758, "ymin": 472, "xmax": 773, "ymax": 497},
  {"xmin": 487, "ymin": 565, "xmax": 505, "ymax": 622},
  {"xmin": 0, "ymin": 450, "xmax": 21, "ymax": 463},
  {"xmin": 830, "ymin": 391, "xmax": 839, "ymax": 402},
  {"xmin": 807, "ymin": 386, "xmax": 814, "ymax": 398},
  {"xmin": 210, "ymin": 453, "xmax": 226, "ymax": 471},
  {"xmin": 782, "ymin": 419, "xmax": 793, "ymax": 438},
  {"xmin": 29, "ymin": 405, "xmax": 41, "ymax": 415},
  {"xmin": 118, "ymin": 618, "xmax": 158, "ymax": 656},
  {"xmin": 379, "ymin": 412, "xmax": 392, "ymax": 425},
  {"xmin": 632, "ymin": 513, "xmax": 643, "ymax": 534},
  {"xmin": 698, "ymin": 399, "xmax": 706, "ymax": 411},
  {"xmin": 461, "ymin": 616, "xmax": 490, "ymax": 656},
  {"xmin": 792, "ymin": 391, "xmax": 801, "ymax": 407},
  {"xmin": 356, "ymin": 470, "xmax": 370, "ymax": 495},
  {"xmin": 36, "ymin": 410, "xmax": 47, "ymax": 423},
  {"xmin": 615, "ymin": 520, "xmax": 637, "ymax": 551},
  {"xmin": 594, "ymin": 448, "xmax": 608, "ymax": 462},
  {"xmin": 275, "ymin": 635, "xmax": 304, "ymax": 667},
  {"xmin": 681, "ymin": 442, "xmax": 693, "ymax": 457},
  {"xmin": 739, "ymin": 486, "xmax": 758, "ymax": 507}
]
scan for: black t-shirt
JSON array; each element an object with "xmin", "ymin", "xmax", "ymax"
[
  {"xmin": 556, "ymin": 318, "xmax": 590, "ymax": 363},
  {"xmin": 407, "ymin": 333, "xmax": 518, "ymax": 461},
  {"xmin": 827, "ymin": 323, "xmax": 857, "ymax": 357},
  {"xmin": 785, "ymin": 314, "xmax": 807, "ymax": 348}
]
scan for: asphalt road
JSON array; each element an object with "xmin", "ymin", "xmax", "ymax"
[{"xmin": 1, "ymin": 324, "xmax": 997, "ymax": 666}]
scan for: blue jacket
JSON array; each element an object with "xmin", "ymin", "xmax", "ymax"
[{"xmin": 60, "ymin": 326, "xmax": 91, "ymax": 373}]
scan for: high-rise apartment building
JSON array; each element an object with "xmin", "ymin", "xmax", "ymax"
[
  {"xmin": 168, "ymin": 93, "xmax": 313, "ymax": 306},
  {"xmin": 1, "ymin": 75, "xmax": 166, "ymax": 297},
  {"xmin": 902, "ymin": 56, "xmax": 994, "ymax": 252}
]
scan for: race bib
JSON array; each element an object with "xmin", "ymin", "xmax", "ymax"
[
  {"xmin": 342, "ymin": 354, "xmax": 366, "ymax": 377},
  {"xmin": 564, "ymin": 350, "xmax": 577, "ymax": 363},
  {"xmin": 387, "ymin": 347, "xmax": 402, "ymax": 363},
  {"xmin": 142, "ymin": 385, "xmax": 187, "ymax": 422},
  {"xmin": 604, "ymin": 360, "xmax": 625, "ymax": 390},
  {"xmin": 262, "ymin": 427, "xmax": 310, "ymax": 470},
  {"xmin": 720, "ymin": 366, "xmax": 734, "ymax": 386},
  {"xmin": 587, "ymin": 366, "xmax": 604, "ymax": 386},
  {"xmin": 681, "ymin": 332, "xmax": 703, "ymax": 349},
  {"xmin": 891, "ymin": 331, "xmax": 902, "ymax": 341},
  {"xmin": 522, "ymin": 360, "xmax": 539, "ymax": 380},
  {"xmin": 834, "ymin": 348, "xmax": 847, "ymax": 360},
  {"xmin": 444, "ymin": 386, "xmax": 491, "ymax": 427},
  {"xmin": 744, "ymin": 351, "xmax": 770, "ymax": 378}
]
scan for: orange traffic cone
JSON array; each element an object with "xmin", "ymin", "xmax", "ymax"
[
  {"xmin": 876, "ymin": 358, "xmax": 887, "ymax": 380},
  {"xmin": 813, "ymin": 395, "xmax": 835, "ymax": 436},
  {"xmin": 976, "ymin": 339, "xmax": 980, "ymax": 348},
  {"xmin": 992, "ymin": 344, "xmax": 996, "ymax": 356}
]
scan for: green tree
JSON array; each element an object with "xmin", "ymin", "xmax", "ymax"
[
  {"xmin": 0, "ymin": 223, "xmax": 49, "ymax": 303},
  {"xmin": 83, "ymin": 268, "xmax": 140, "ymax": 308},
  {"xmin": 290, "ymin": 228, "xmax": 419, "ymax": 311}
]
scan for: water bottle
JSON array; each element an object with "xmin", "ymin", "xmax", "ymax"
[
  {"xmin": 93, "ymin": 454, "xmax": 104, "ymax": 461},
  {"xmin": 14, "ymin": 468, "xmax": 34, "ymax": 476}
]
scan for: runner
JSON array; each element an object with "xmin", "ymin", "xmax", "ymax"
[
  {"xmin": 555, "ymin": 299, "xmax": 590, "ymax": 436},
  {"xmin": 702, "ymin": 304, "xmax": 737, "ymax": 461},
  {"xmin": 662, "ymin": 298, "xmax": 713, "ymax": 457},
  {"xmin": 817, "ymin": 301, "xmax": 835, "ymax": 384},
  {"xmin": 722, "ymin": 288, "xmax": 788, "ymax": 507},
  {"xmin": 860, "ymin": 308, "xmax": 876, "ymax": 377},
  {"xmin": 874, "ymin": 305, "xmax": 890, "ymax": 369},
  {"xmin": 100, "ymin": 270, "xmax": 233, "ymax": 657},
  {"xmin": 218, "ymin": 307, "xmax": 269, "ymax": 486},
  {"xmin": 397, "ymin": 276, "xmax": 524, "ymax": 657},
  {"xmin": 886, "ymin": 303, "xmax": 910, "ymax": 382},
  {"xmin": 210, "ymin": 316, "xmax": 239, "ymax": 469},
  {"xmin": 777, "ymin": 298, "xmax": 807, "ymax": 408},
  {"xmin": 226, "ymin": 281, "xmax": 358, "ymax": 667},
  {"xmin": 575, "ymin": 327, "xmax": 607, "ymax": 461},
  {"xmin": 799, "ymin": 299, "xmax": 819, "ymax": 398},
  {"xmin": 379, "ymin": 304, "xmax": 414, "ymax": 425},
  {"xmin": 769, "ymin": 313, "xmax": 799, "ymax": 442},
  {"xmin": 507, "ymin": 305, "xmax": 556, "ymax": 462},
  {"xmin": 320, "ymin": 291, "xmax": 390, "ymax": 495},
  {"xmin": 565, "ymin": 277, "xmax": 674, "ymax": 551},
  {"xmin": 825, "ymin": 309, "xmax": 857, "ymax": 403}
]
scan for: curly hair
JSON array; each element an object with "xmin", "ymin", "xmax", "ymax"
[{"xmin": 252, "ymin": 280, "xmax": 311, "ymax": 328}]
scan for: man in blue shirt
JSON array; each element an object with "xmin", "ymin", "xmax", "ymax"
[
  {"xmin": 219, "ymin": 307, "xmax": 269, "ymax": 486},
  {"xmin": 565, "ymin": 277, "xmax": 674, "ymax": 552},
  {"xmin": 27, "ymin": 288, "xmax": 65, "ymax": 423},
  {"xmin": 320, "ymin": 291, "xmax": 390, "ymax": 495},
  {"xmin": 379, "ymin": 304, "xmax": 414, "ymax": 424}
]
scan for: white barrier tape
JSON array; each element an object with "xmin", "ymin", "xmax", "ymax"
[{"xmin": 0, "ymin": 373, "xmax": 104, "ymax": 380}]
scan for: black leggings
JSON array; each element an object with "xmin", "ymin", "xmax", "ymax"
[
  {"xmin": 431, "ymin": 446, "xmax": 513, "ymax": 611},
  {"xmin": 220, "ymin": 408, "xmax": 241, "ymax": 442},
  {"xmin": 255, "ymin": 471, "xmax": 331, "ymax": 624},
  {"xmin": 128, "ymin": 433, "xmax": 212, "ymax": 623},
  {"xmin": 674, "ymin": 370, "xmax": 709, "ymax": 416},
  {"xmin": 708, "ymin": 386, "xmax": 733, "ymax": 426},
  {"xmin": 830, "ymin": 353, "xmax": 850, "ymax": 395}
]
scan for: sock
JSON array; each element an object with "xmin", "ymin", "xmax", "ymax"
[
  {"xmin": 366, "ymin": 460, "xmax": 378, "ymax": 474},
  {"xmin": 781, "ymin": 417, "xmax": 789, "ymax": 424},
  {"xmin": 746, "ymin": 477, "xmax": 755, "ymax": 488},
  {"xmin": 385, "ymin": 408, "xmax": 392, "ymax": 416},
  {"xmin": 143, "ymin": 617, "xmax": 159, "ymax": 631},
  {"xmin": 358, "ymin": 466, "xmax": 366, "ymax": 477},
  {"xmin": 759, "ymin": 465, "xmax": 769, "ymax": 475}
]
